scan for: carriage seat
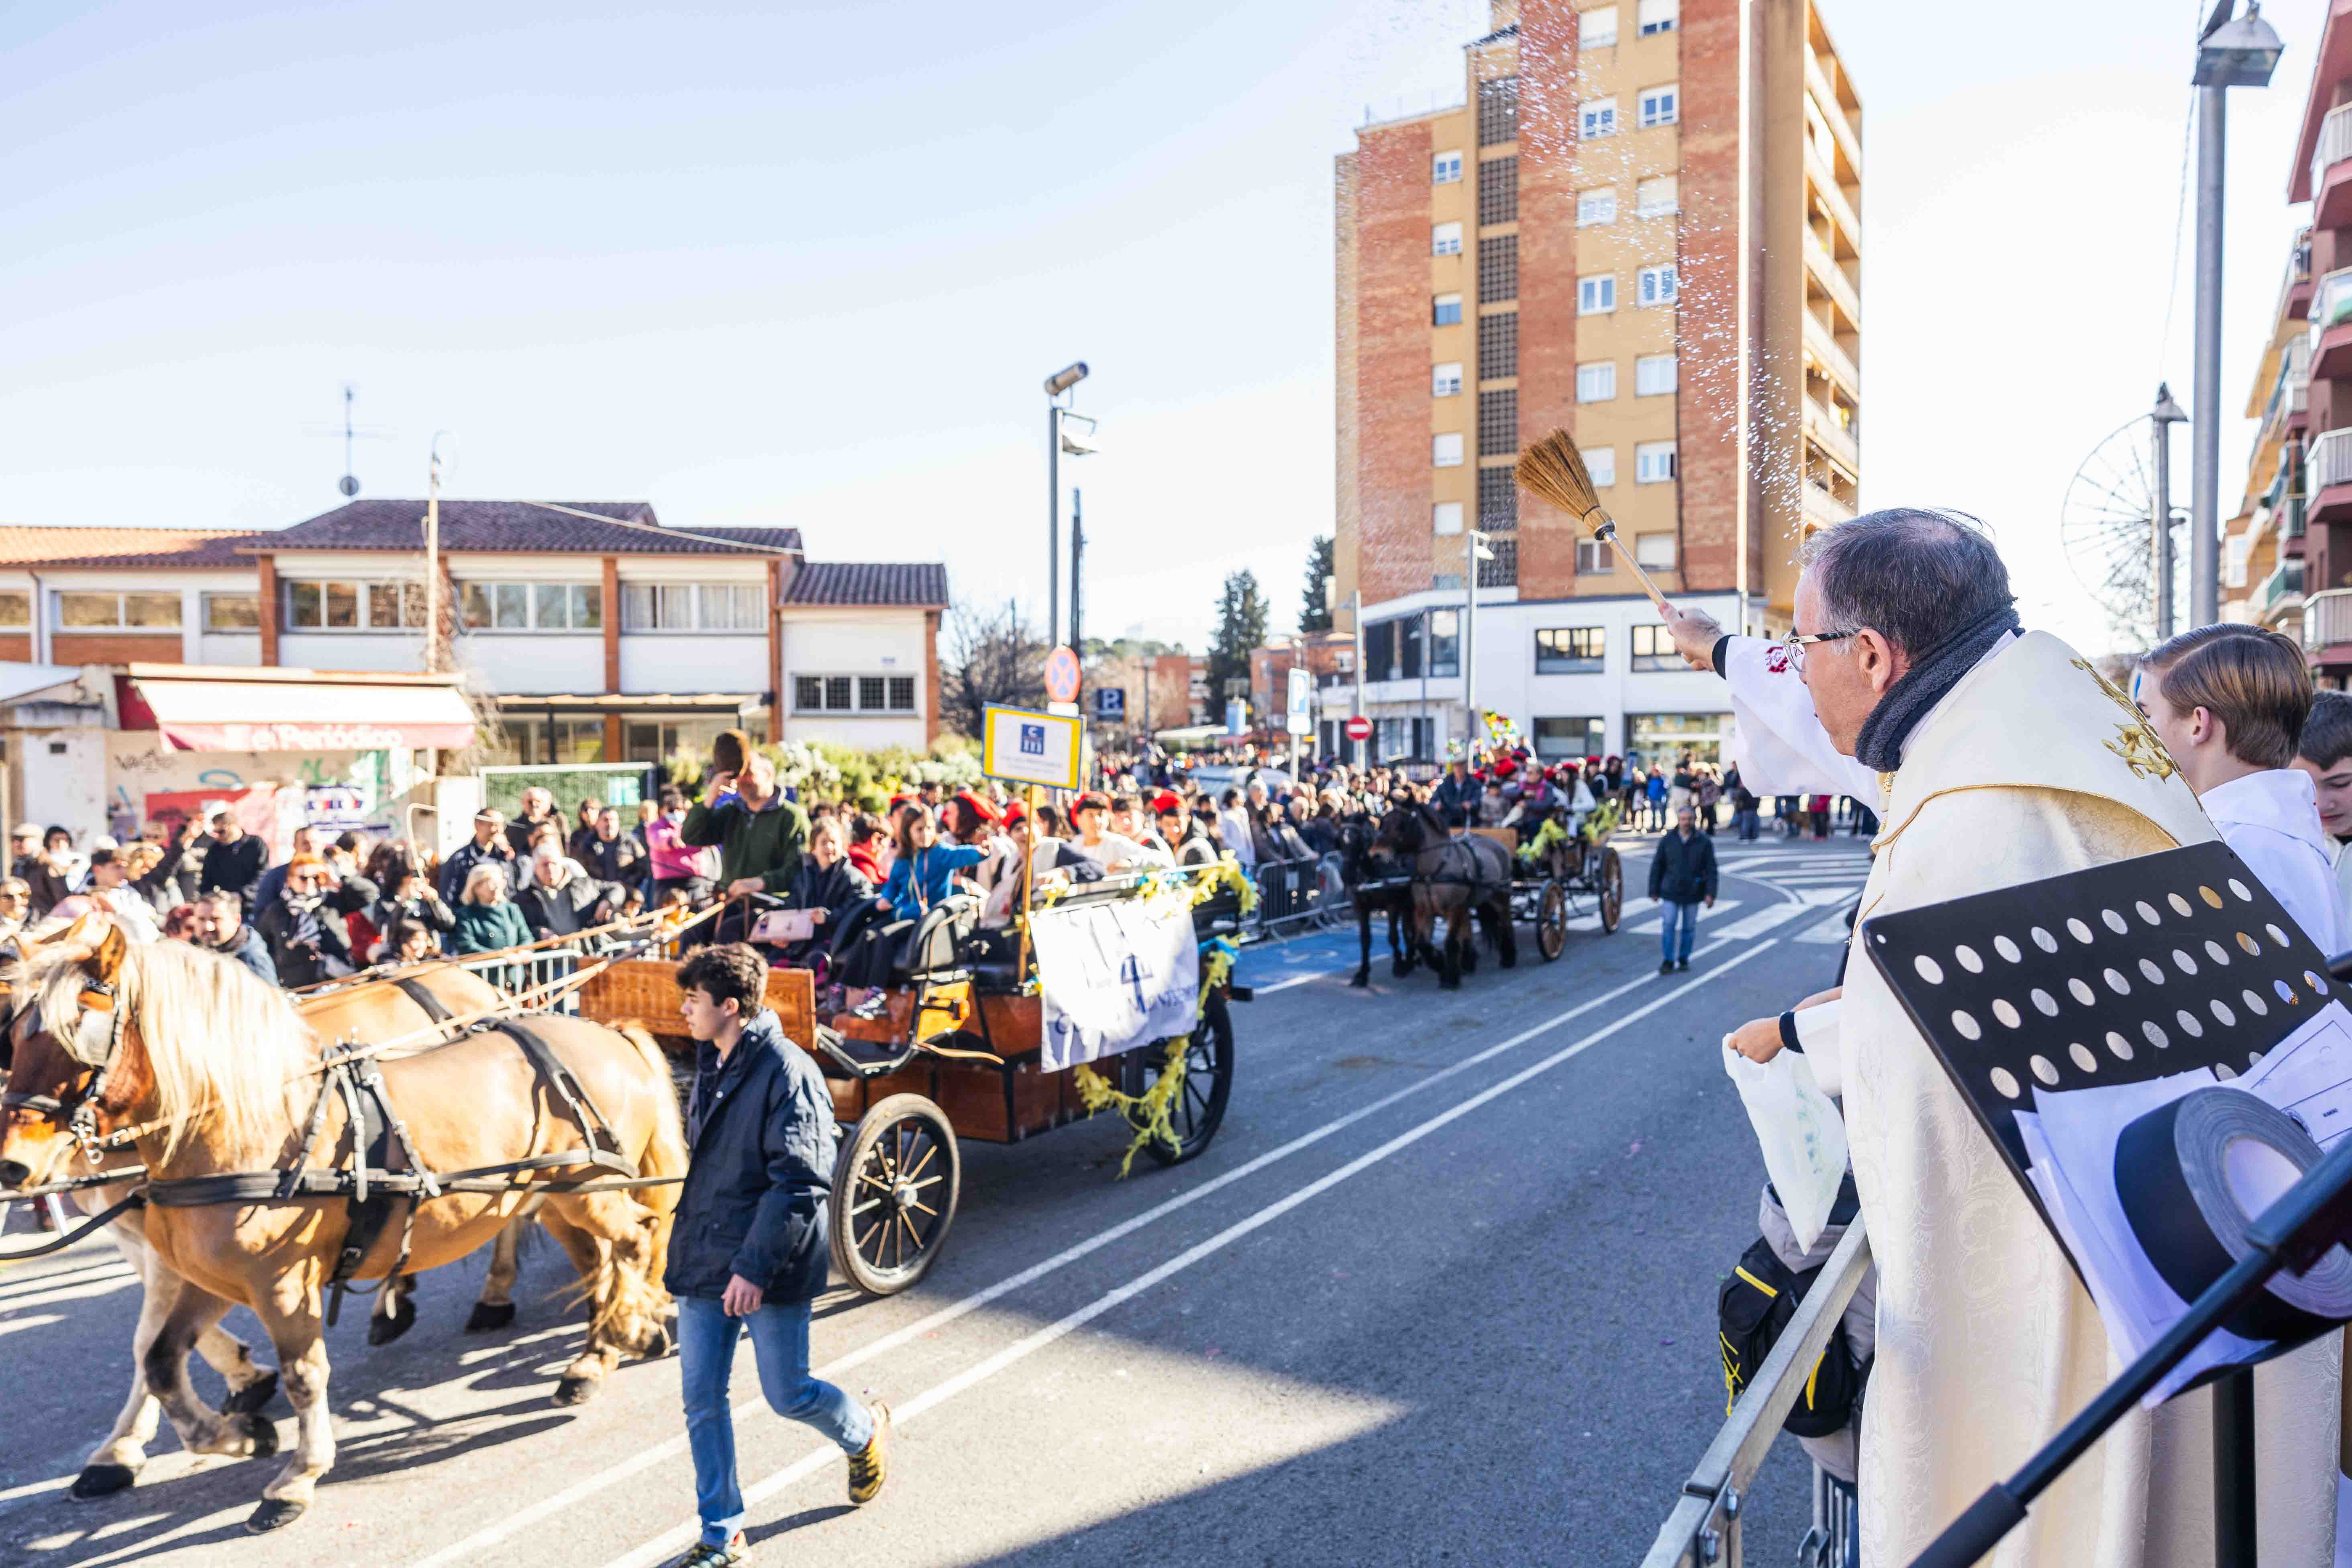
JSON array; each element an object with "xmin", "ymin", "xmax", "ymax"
[{"xmin": 890, "ymin": 895, "xmax": 981, "ymax": 987}]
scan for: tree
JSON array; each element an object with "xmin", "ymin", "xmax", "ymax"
[
  {"xmin": 942, "ymin": 597, "xmax": 1048, "ymax": 740},
  {"xmin": 1206, "ymin": 569, "xmax": 1268, "ymax": 710},
  {"xmin": 1299, "ymin": 534, "xmax": 1334, "ymax": 632}
]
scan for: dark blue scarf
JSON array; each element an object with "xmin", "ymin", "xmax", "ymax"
[{"xmin": 1853, "ymin": 602, "xmax": 2022, "ymax": 774}]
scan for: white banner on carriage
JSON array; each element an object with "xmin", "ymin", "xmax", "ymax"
[{"xmin": 1031, "ymin": 897, "xmax": 1200, "ymax": 1073}]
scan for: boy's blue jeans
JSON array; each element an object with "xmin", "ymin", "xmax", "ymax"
[
  {"xmin": 677, "ymin": 1294, "xmax": 872, "ymax": 1547},
  {"xmin": 1659, "ymin": 899, "xmax": 1701, "ymax": 963}
]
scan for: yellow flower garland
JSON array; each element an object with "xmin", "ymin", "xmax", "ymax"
[{"xmin": 1072, "ymin": 938, "xmax": 1237, "ymax": 1176}]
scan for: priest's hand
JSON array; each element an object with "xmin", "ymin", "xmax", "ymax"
[
  {"xmin": 1661, "ymin": 602, "xmax": 1724, "ymax": 673},
  {"xmin": 1728, "ymin": 1016, "xmax": 1784, "ymax": 1063}
]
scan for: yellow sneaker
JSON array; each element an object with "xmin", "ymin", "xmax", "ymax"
[{"xmin": 847, "ymin": 1402, "xmax": 891, "ymax": 1506}]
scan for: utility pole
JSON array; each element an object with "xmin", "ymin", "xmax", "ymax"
[
  {"xmin": 2152, "ymin": 383, "xmax": 2187, "ymax": 640},
  {"xmin": 424, "ymin": 435, "xmax": 446, "ymax": 673},
  {"xmin": 1350, "ymin": 589, "xmax": 1365, "ymax": 767},
  {"xmin": 1042, "ymin": 361, "xmax": 1090, "ymax": 650}
]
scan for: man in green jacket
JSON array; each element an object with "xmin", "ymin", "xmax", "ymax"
[{"xmin": 682, "ymin": 748, "xmax": 809, "ymax": 944}]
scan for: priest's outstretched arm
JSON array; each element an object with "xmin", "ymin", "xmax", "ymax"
[{"xmin": 1660, "ymin": 603, "xmax": 1883, "ymax": 802}]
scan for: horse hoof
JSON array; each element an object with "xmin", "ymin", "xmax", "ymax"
[
  {"xmin": 220, "ymin": 1370, "xmax": 279, "ymax": 1417},
  {"xmin": 641, "ymin": 1324, "xmax": 673, "ymax": 1360},
  {"xmin": 246, "ymin": 1499, "xmax": 306, "ymax": 1533},
  {"xmin": 368, "ymin": 1297, "xmax": 418, "ymax": 1347},
  {"xmin": 235, "ymin": 1412, "xmax": 279, "ymax": 1460},
  {"xmin": 1349, "ymin": 974, "xmax": 1369, "ymax": 989},
  {"xmin": 551, "ymin": 1374, "xmax": 599, "ymax": 1407},
  {"xmin": 69, "ymin": 1463, "xmax": 139, "ymax": 1500},
  {"xmin": 464, "ymin": 1300, "xmax": 516, "ymax": 1334}
]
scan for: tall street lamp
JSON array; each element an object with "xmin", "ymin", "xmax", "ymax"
[
  {"xmin": 2151, "ymin": 383, "xmax": 2188, "ymax": 640},
  {"xmin": 1043, "ymin": 361, "xmax": 1089, "ymax": 646},
  {"xmin": 1465, "ymin": 529, "xmax": 1494, "ymax": 753},
  {"xmin": 2187, "ymin": 1, "xmax": 2285, "ymax": 626}
]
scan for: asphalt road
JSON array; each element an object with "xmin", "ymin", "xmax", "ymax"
[{"xmin": 0, "ymin": 831, "xmax": 1876, "ymax": 1568}]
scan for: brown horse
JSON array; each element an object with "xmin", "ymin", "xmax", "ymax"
[
  {"xmin": 1374, "ymin": 799, "xmax": 1517, "ymax": 989},
  {"xmin": 0, "ymin": 914, "xmax": 686, "ymax": 1532}
]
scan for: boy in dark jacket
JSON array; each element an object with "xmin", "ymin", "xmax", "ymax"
[
  {"xmin": 1646, "ymin": 804, "xmax": 1717, "ymax": 974},
  {"xmin": 666, "ymin": 944, "xmax": 889, "ymax": 1566}
]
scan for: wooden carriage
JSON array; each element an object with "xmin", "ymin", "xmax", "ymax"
[
  {"xmin": 1460, "ymin": 797, "xmax": 1626, "ymax": 958},
  {"xmin": 579, "ymin": 870, "xmax": 1248, "ymax": 1296}
]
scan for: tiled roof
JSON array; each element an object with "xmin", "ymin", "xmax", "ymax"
[
  {"xmin": 0, "ymin": 526, "xmax": 269, "ymax": 569},
  {"xmin": 781, "ymin": 561, "xmax": 949, "ymax": 607},
  {"xmin": 263, "ymin": 501, "xmax": 802, "ymax": 556}
]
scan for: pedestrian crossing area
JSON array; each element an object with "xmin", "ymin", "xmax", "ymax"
[{"xmin": 1605, "ymin": 839, "xmax": 1872, "ymax": 946}]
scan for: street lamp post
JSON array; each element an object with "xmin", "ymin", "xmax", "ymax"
[
  {"xmin": 1465, "ymin": 529, "xmax": 1494, "ymax": 755},
  {"xmin": 2152, "ymin": 383, "xmax": 2188, "ymax": 640},
  {"xmin": 1042, "ymin": 362, "xmax": 1089, "ymax": 646},
  {"xmin": 2188, "ymin": 2, "xmax": 2285, "ymax": 627}
]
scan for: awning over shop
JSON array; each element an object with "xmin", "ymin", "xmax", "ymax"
[{"xmin": 129, "ymin": 666, "xmax": 476, "ymax": 753}]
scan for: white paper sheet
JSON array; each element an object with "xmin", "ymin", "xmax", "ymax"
[{"xmin": 2237, "ymin": 997, "xmax": 2352, "ymax": 1150}]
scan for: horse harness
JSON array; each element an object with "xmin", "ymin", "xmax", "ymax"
[{"xmin": 1394, "ymin": 804, "xmax": 1508, "ymax": 893}]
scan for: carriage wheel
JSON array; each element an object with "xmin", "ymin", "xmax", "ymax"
[
  {"xmin": 1120, "ymin": 991, "xmax": 1235, "ymax": 1166},
  {"xmin": 1536, "ymin": 881, "xmax": 1569, "ymax": 961},
  {"xmin": 1596, "ymin": 848, "xmax": 1624, "ymax": 934},
  {"xmin": 829, "ymin": 1095, "xmax": 959, "ymax": 1296}
]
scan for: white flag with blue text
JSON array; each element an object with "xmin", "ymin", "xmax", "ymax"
[{"xmin": 1031, "ymin": 896, "xmax": 1200, "ymax": 1072}]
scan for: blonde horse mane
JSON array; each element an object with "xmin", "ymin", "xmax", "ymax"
[{"xmin": 33, "ymin": 938, "xmax": 318, "ymax": 1164}]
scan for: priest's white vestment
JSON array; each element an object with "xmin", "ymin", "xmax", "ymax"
[{"xmin": 1743, "ymin": 630, "xmax": 2340, "ymax": 1567}]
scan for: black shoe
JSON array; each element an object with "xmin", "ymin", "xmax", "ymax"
[
  {"xmin": 1676, "ymin": 958, "xmax": 1690, "ymax": 971},
  {"xmin": 1659, "ymin": 961, "xmax": 1674, "ymax": 975}
]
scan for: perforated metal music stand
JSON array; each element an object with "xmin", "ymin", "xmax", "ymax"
[{"xmin": 1860, "ymin": 840, "xmax": 2349, "ymax": 1568}]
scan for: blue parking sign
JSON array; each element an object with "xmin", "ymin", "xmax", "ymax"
[{"xmin": 1020, "ymin": 722, "xmax": 1045, "ymax": 756}]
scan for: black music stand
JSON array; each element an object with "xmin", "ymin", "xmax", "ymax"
[{"xmin": 1858, "ymin": 841, "xmax": 2352, "ymax": 1568}]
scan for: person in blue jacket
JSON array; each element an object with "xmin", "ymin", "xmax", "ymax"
[
  {"xmin": 877, "ymin": 805, "xmax": 983, "ymax": 922},
  {"xmin": 666, "ymin": 944, "xmax": 891, "ymax": 1566}
]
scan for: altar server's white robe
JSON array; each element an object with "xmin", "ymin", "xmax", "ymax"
[{"xmin": 1771, "ymin": 632, "xmax": 2338, "ymax": 1567}]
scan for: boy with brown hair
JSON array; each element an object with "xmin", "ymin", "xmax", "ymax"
[
  {"xmin": 2292, "ymin": 689, "xmax": 2352, "ymax": 932},
  {"xmin": 2132, "ymin": 623, "xmax": 2346, "ymax": 953}
]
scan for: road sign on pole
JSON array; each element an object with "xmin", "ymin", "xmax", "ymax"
[
  {"xmin": 1044, "ymin": 645, "xmax": 1081, "ymax": 706},
  {"xmin": 1285, "ymin": 667, "xmax": 1312, "ymax": 738},
  {"xmin": 1344, "ymin": 715, "xmax": 1373, "ymax": 743}
]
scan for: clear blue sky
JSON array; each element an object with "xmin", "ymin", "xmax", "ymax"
[{"xmin": 0, "ymin": 0, "xmax": 2319, "ymax": 653}]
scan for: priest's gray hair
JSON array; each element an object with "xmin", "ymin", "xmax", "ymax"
[{"xmin": 1798, "ymin": 509, "xmax": 2012, "ymax": 659}]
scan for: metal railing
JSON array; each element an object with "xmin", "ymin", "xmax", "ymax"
[
  {"xmin": 2314, "ymin": 103, "xmax": 2352, "ymax": 208},
  {"xmin": 1641, "ymin": 1219, "xmax": 1872, "ymax": 1568},
  {"xmin": 2311, "ymin": 427, "xmax": 2352, "ymax": 497},
  {"xmin": 2258, "ymin": 558, "xmax": 2305, "ymax": 612},
  {"xmin": 1246, "ymin": 853, "xmax": 1338, "ymax": 937},
  {"xmin": 2307, "ymin": 587, "xmax": 2352, "ymax": 651},
  {"xmin": 2315, "ymin": 265, "xmax": 2352, "ymax": 341}
]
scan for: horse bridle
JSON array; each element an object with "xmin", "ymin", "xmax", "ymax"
[{"xmin": 0, "ymin": 974, "xmax": 125, "ymax": 1162}]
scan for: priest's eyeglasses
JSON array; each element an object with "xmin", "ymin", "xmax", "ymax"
[{"xmin": 1780, "ymin": 628, "xmax": 1857, "ymax": 673}]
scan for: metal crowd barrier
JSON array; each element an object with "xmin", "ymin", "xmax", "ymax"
[
  {"xmin": 1247, "ymin": 854, "xmax": 1332, "ymax": 938},
  {"xmin": 1639, "ymin": 1218, "xmax": 1871, "ymax": 1568}
]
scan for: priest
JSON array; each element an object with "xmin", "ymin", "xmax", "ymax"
[{"xmin": 1663, "ymin": 509, "xmax": 2339, "ymax": 1567}]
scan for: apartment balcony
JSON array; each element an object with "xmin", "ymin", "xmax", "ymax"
[
  {"xmin": 2313, "ymin": 266, "xmax": 2352, "ymax": 379},
  {"xmin": 1801, "ymin": 479, "xmax": 1855, "ymax": 534},
  {"xmin": 1803, "ymin": 141, "xmax": 1862, "ymax": 255},
  {"xmin": 2310, "ymin": 428, "xmax": 2352, "ymax": 528},
  {"xmin": 2316, "ymin": 103, "xmax": 2352, "ymax": 232},
  {"xmin": 1802, "ymin": 310, "xmax": 1861, "ymax": 403},
  {"xmin": 2257, "ymin": 558, "xmax": 2305, "ymax": 615},
  {"xmin": 2305, "ymin": 586, "xmax": 2352, "ymax": 657},
  {"xmin": 1804, "ymin": 398, "xmax": 1862, "ymax": 477},
  {"xmin": 1802, "ymin": 224, "xmax": 1862, "ymax": 333},
  {"xmin": 2287, "ymin": 227, "xmax": 2316, "ymax": 322},
  {"xmin": 1803, "ymin": 48, "xmax": 1864, "ymax": 180}
]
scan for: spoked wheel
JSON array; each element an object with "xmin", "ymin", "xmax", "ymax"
[
  {"xmin": 829, "ymin": 1094, "xmax": 959, "ymax": 1296},
  {"xmin": 1536, "ymin": 880, "xmax": 1569, "ymax": 961},
  {"xmin": 1596, "ymin": 848, "xmax": 1624, "ymax": 934},
  {"xmin": 1120, "ymin": 991, "xmax": 1235, "ymax": 1166}
]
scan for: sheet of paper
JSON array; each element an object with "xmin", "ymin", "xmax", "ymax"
[
  {"xmin": 2236, "ymin": 997, "xmax": 2352, "ymax": 1150},
  {"xmin": 1721, "ymin": 1041, "xmax": 1849, "ymax": 1250}
]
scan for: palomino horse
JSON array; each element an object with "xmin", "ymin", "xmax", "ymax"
[
  {"xmin": 0, "ymin": 945, "xmax": 545, "ymax": 1501},
  {"xmin": 1332, "ymin": 813, "xmax": 1414, "ymax": 988},
  {"xmin": 1373, "ymin": 798, "xmax": 1517, "ymax": 989},
  {"xmin": 0, "ymin": 915, "xmax": 686, "ymax": 1532}
]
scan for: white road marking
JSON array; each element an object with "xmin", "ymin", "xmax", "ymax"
[
  {"xmin": 1252, "ymin": 966, "xmax": 1354, "ymax": 994},
  {"xmin": 1795, "ymin": 910, "xmax": 1857, "ymax": 944},
  {"xmin": 0, "ymin": 1259, "xmax": 133, "ymax": 1301},
  {"xmin": 0, "ymin": 1311, "xmax": 63, "ymax": 1339},
  {"xmin": 1714, "ymin": 903, "xmax": 1814, "ymax": 940},
  {"xmin": 406, "ymin": 934, "xmax": 1760, "ymax": 1568},
  {"xmin": 0, "ymin": 1275, "xmax": 139, "ymax": 1314},
  {"xmin": 598, "ymin": 941, "xmax": 1781, "ymax": 1568}
]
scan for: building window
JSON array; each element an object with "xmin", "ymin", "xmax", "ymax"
[
  {"xmin": 1433, "ymin": 361, "xmax": 1464, "ymax": 397},
  {"xmin": 1364, "ymin": 620, "xmax": 1395, "ymax": 682},
  {"xmin": 1477, "ymin": 537, "xmax": 1518, "ymax": 587},
  {"xmin": 1536, "ymin": 716, "xmax": 1608, "ymax": 761},
  {"xmin": 1635, "ymin": 533, "xmax": 1678, "ymax": 570},
  {"xmin": 1581, "ymin": 6, "xmax": 1619, "ymax": 47},
  {"xmin": 1577, "ymin": 186, "xmax": 1617, "ymax": 226},
  {"xmin": 1578, "ymin": 274, "xmax": 1617, "ymax": 314},
  {"xmin": 1627, "ymin": 710, "xmax": 1732, "ymax": 765},
  {"xmin": 1479, "ymin": 156, "xmax": 1518, "ymax": 225},
  {"xmin": 1479, "ymin": 311, "xmax": 1518, "ymax": 379},
  {"xmin": 1638, "ymin": 0, "xmax": 1679, "ymax": 33},
  {"xmin": 1577, "ymin": 361, "xmax": 1617, "ymax": 402},
  {"xmin": 1535, "ymin": 627, "xmax": 1605, "ymax": 674},
  {"xmin": 1636, "ymin": 353, "xmax": 1679, "ymax": 396},
  {"xmin": 1478, "ymin": 465, "xmax": 1518, "ymax": 530},
  {"xmin": 1637, "ymin": 175, "xmax": 1679, "ymax": 217},
  {"xmin": 1583, "ymin": 446, "xmax": 1617, "ymax": 487},
  {"xmin": 1638, "ymin": 263, "xmax": 1679, "ymax": 305},
  {"xmin": 1433, "ymin": 150, "xmax": 1463, "ymax": 184},
  {"xmin": 1636, "ymin": 440, "xmax": 1679, "ymax": 483},
  {"xmin": 57, "ymin": 591, "xmax": 181, "ymax": 631},
  {"xmin": 1478, "ymin": 389, "xmax": 1518, "ymax": 457},
  {"xmin": 202, "ymin": 593, "xmax": 260, "ymax": 631},
  {"xmin": 282, "ymin": 580, "xmax": 423, "ymax": 632},
  {"xmin": 1581, "ymin": 98, "xmax": 1618, "ymax": 139},
  {"xmin": 0, "ymin": 592, "xmax": 29, "ymax": 629},
  {"xmin": 461, "ymin": 581, "xmax": 600, "ymax": 632},
  {"xmin": 1639, "ymin": 86, "xmax": 1679, "ymax": 128},
  {"xmin": 1433, "ymin": 292, "xmax": 1464, "ymax": 326},
  {"xmin": 792, "ymin": 674, "xmax": 907, "ymax": 712},
  {"xmin": 1478, "ymin": 76, "xmax": 1519, "ymax": 146},
  {"xmin": 1429, "ymin": 608, "xmax": 1460, "ymax": 678},
  {"xmin": 1478, "ymin": 234, "xmax": 1518, "ymax": 301},
  {"xmin": 1433, "ymin": 432, "xmax": 1466, "ymax": 468},
  {"xmin": 890, "ymin": 675, "xmax": 916, "ymax": 710},
  {"xmin": 1433, "ymin": 501, "xmax": 1465, "ymax": 536},
  {"xmin": 1630, "ymin": 624, "xmax": 1681, "ymax": 671},
  {"xmin": 1432, "ymin": 220, "xmax": 1463, "ymax": 256},
  {"xmin": 620, "ymin": 582, "xmax": 764, "ymax": 632},
  {"xmin": 1577, "ymin": 539, "xmax": 1614, "ymax": 574}
]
